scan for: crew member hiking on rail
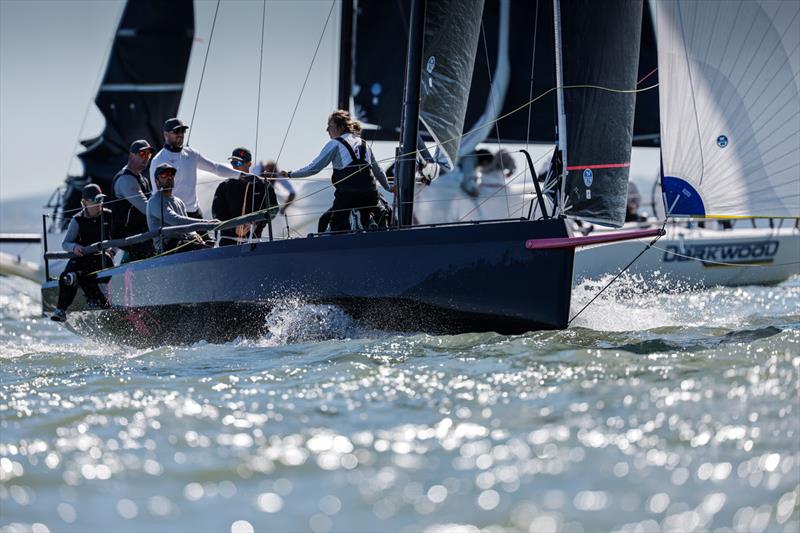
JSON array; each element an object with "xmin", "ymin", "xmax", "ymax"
[
  {"xmin": 212, "ymin": 148, "xmax": 278, "ymax": 246},
  {"xmin": 50, "ymin": 184, "xmax": 114, "ymax": 323},
  {"xmin": 149, "ymin": 118, "xmax": 240, "ymax": 220},
  {"xmin": 110, "ymin": 139, "xmax": 156, "ymax": 262},
  {"xmin": 147, "ymin": 163, "xmax": 220, "ymax": 254},
  {"xmin": 281, "ymin": 110, "xmax": 393, "ymax": 232}
]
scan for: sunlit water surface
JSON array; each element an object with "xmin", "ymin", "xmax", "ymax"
[{"xmin": 1, "ymin": 274, "xmax": 798, "ymax": 533}]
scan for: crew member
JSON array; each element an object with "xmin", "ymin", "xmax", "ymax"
[
  {"xmin": 625, "ymin": 182, "xmax": 648, "ymax": 223},
  {"xmin": 149, "ymin": 118, "xmax": 240, "ymax": 220},
  {"xmin": 212, "ymin": 148, "xmax": 278, "ymax": 246},
  {"xmin": 281, "ymin": 110, "xmax": 393, "ymax": 232},
  {"xmin": 146, "ymin": 163, "xmax": 220, "ymax": 254},
  {"xmin": 50, "ymin": 184, "xmax": 114, "ymax": 322},
  {"xmin": 257, "ymin": 160, "xmax": 296, "ymax": 214},
  {"xmin": 110, "ymin": 139, "xmax": 155, "ymax": 262}
]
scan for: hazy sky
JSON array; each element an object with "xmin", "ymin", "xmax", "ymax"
[{"xmin": 0, "ymin": 0, "xmax": 354, "ymax": 201}]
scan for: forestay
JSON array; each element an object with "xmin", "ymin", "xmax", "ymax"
[
  {"xmin": 561, "ymin": 0, "xmax": 643, "ymax": 227},
  {"xmin": 656, "ymin": 0, "xmax": 800, "ymax": 218},
  {"xmin": 419, "ymin": 0, "xmax": 485, "ymax": 168}
]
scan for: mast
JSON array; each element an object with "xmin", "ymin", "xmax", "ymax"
[
  {"xmin": 337, "ymin": 0, "xmax": 354, "ymax": 111},
  {"xmin": 397, "ymin": 0, "xmax": 426, "ymax": 227},
  {"xmin": 552, "ymin": 0, "xmax": 567, "ymax": 214}
]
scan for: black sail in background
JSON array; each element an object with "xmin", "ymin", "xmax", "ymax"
[
  {"xmin": 419, "ymin": 0, "xmax": 484, "ymax": 167},
  {"xmin": 76, "ymin": 0, "xmax": 194, "ymax": 191},
  {"xmin": 560, "ymin": 0, "xmax": 643, "ymax": 227}
]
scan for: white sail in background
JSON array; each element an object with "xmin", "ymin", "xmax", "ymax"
[{"xmin": 655, "ymin": 0, "xmax": 800, "ymax": 218}]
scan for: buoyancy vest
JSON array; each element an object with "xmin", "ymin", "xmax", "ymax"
[
  {"xmin": 214, "ymin": 175, "xmax": 279, "ymax": 239},
  {"xmin": 74, "ymin": 208, "xmax": 113, "ymax": 247},
  {"xmin": 110, "ymin": 168, "xmax": 151, "ymax": 238},
  {"xmin": 331, "ymin": 137, "xmax": 377, "ymax": 193}
]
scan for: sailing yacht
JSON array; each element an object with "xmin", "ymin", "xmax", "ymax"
[{"xmin": 39, "ymin": 0, "xmax": 656, "ymax": 346}]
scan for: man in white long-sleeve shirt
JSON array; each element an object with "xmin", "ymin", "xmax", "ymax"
[{"xmin": 149, "ymin": 118, "xmax": 240, "ymax": 219}]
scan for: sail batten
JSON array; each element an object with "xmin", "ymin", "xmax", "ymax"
[
  {"xmin": 99, "ymin": 84, "xmax": 184, "ymax": 92},
  {"xmin": 657, "ymin": 0, "xmax": 800, "ymax": 218}
]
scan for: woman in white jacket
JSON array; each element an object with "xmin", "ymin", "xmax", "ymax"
[{"xmin": 283, "ymin": 110, "xmax": 393, "ymax": 232}]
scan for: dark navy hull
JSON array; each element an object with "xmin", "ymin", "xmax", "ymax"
[{"xmin": 42, "ymin": 219, "xmax": 574, "ymax": 346}]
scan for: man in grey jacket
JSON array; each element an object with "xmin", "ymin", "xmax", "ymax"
[
  {"xmin": 146, "ymin": 163, "xmax": 219, "ymax": 254},
  {"xmin": 110, "ymin": 139, "xmax": 155, "ymax": 262}
]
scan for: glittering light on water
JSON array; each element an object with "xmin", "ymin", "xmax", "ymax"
[
  {"xmin": 257, "ymin": 492, "xmax": 283, "ymax": 513},
  {"xmin": 230, "ymin": 520, "xmax": 254, "ymax": 533},
  {"xmin": 1, "ymin": 276, "xmax": 798, "ymax": 531}
]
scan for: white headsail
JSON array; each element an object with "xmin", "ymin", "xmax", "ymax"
[{"xmin": 656, "ymin": 0, "xmax": 800, "ymax": 218}]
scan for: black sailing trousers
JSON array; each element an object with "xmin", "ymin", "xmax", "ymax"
[
  {"xmin": 328, "ymin": 190, "xmax": 380, "ymax": 232},
  {"xmin": 57, "ymin": 254, "xmax": 111, "ymax": 311}
]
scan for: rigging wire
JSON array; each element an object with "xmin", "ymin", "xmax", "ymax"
[
  {"xmin": 479, "ymin": 18, "xmax": 510, "ymax": 218},
  {"xmin": 186, "ymin": 0, "xmax": 222, "ymax": 146},
  {"xmin": 567, "ymin": 221, "xmax": 667, "ymax": 325},
  {"xmin": 249, "ymin": 0, "xmax": 269, "ymax": 242},
  {"xmin": 524, "ymin": 0, "xmax": 540, "ymax": 188},
  {"xmin": 273, "ymin": 1, "xmax": 336, "ymax": 166},
  {"xmin": 243, "ymin": 0, "xmax": 336, "ymax": 234},
  {"xmin": 63, "ymin": 1, "xmax": 127, "ymax": 182},
  {"xmin": 254, "ymin": 0, "xmax": 268, "ymax": 164}
]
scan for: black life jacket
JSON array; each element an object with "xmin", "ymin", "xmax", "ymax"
[
  {"xmin": 215, "ymin": 175, "xmax": 279, "ymax": 235},
  {"xmin": 74, "ymin": 208, "xmax": 113, "ymax": 247},
  {"xmin": 110, "ymin": 167, "xmax": 151, "ymax": 238},
  {"xmin": 331, "ymin": 137, "xmax": 377, "ymax": 193}
]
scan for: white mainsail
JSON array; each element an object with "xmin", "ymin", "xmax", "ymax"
[{"xmin": 656, "ymin": 0, "xmax": 800, "ymax": 218}]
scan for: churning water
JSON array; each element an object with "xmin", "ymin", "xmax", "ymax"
[{"xmin": 1, "ymin": 273, "xmax": 798, "ymax": 532}]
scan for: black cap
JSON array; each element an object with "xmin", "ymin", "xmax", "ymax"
[
  {"xmin": 228, "ymin": 147, "xmax": 252, "ymax": 163},
  {"xmin": 154, "ymin": 163, "xmax": 177, "ymax": 178},
  {"xmin": 81, "ymin": 184, "xmax": 106, "ymax": 203},
  {"xmin": 163, "ymin": 118, "xmax": 189, "ymax": 132},
  {"xmin": 129, "ymin": 139, "xmax": 154, "ymax": 153}
]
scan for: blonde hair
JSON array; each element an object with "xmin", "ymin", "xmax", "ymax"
[{"xmin": 328, "ymin": 109, "xmax": 362, "ymax": 135}]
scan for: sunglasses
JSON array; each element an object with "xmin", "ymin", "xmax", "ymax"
[
  {"xmin": 231, "ymin": 160, "xmax": 246, "ymax": 167},
  {"xmin": 138, "ymin": 150, "xmax": 153, "ymax": 158}
]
